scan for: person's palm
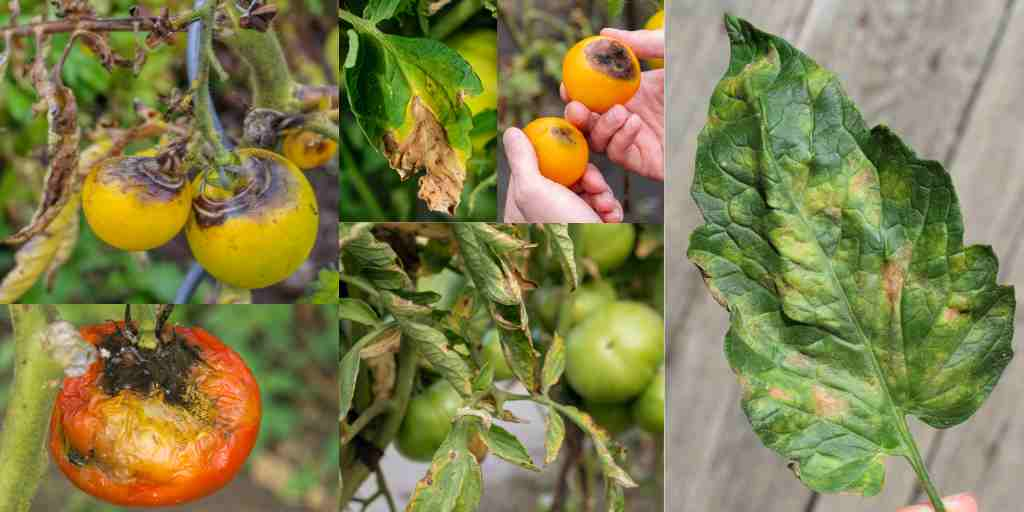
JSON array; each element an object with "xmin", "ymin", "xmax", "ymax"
[{"xmin": 897, "ymin": 493, "xmax": 978, "ymax": 512}]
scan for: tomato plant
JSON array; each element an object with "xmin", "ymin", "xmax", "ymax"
[
  {"xmin": 522, "ymin": 117, "xmax": 589, "ymax": 186},
  {"xmin": 340, "ymin": 0, "xmax": 497, "ymax": 220},
  {"xmin": 0, "ymin": 0, "xmax": 339, "ymax": 303},
  {"xmin": 341, "ymin": 222, "xmax": 664, "ymax": 511},
  {"xmin": 49, "ymin": 315, "xmax": 260, "ymax": 506}
]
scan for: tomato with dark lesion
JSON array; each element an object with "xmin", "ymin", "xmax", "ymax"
[{"xmin": 48, "ymin": 321, "xmax": 261, "ymax": 507}]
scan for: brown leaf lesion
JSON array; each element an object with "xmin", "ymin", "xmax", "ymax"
[{"xmin": 383, "ymin": 97, "xmax": 465, "ymax": 215}]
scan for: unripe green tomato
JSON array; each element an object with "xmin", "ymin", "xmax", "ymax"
[
  {"xmin": 531, "ymin": 286, "xmax": 563, "ymax": 331},
  {"xmin": 569, "ymin": 280, "xmax": 617, "ymax": 325},
  {"xmin": 481, "ymin": 328, "xmax": 514, "ymax": 381},
  {"xmin": 584, "ymin": 400, "xmax": 633, "ymax": 436},
  {"xmin": 633, "ymin": 367, "xmax": 664, "ymax": 434},
  {"xmin": 396, "ymin": 380, "xmax": 462, "ymax": 462},
  {"xmin": 566, "ymin": 301, "xmax": 664, "ymax": 404},
  {"xmin": 578, "ymin": 224, "xmax": 636, "ymax": 273}
]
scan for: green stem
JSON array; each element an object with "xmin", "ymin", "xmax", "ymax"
[
  {"xmin": 340, "ymin": 333, "xmax": 418, "ymax": 506},
  {"xmin": 193, "ymin": 1, "xmax": 233, "ymax": 167},
  {"xmin": 897, "ymin": 414, "xmax": 946, "ymax": 512},
  {"xmin": 0, "ymin": 305, "xmax": 62, "ymax": 512},
  {"xmin": 428, "ymin": 0, "xmax": 484, "ymax": 40},
  {"xmin": 341, "ymin": 399, "xmax": 392, "ymax": 445},
  {"xmin": 222, "ymin": 6, "xmax": 295, "ymax": 110}
]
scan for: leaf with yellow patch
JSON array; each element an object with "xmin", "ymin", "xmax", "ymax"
[{"xmin": 689, "ymin": 15, "xmax": 1015, "ymax": 511}]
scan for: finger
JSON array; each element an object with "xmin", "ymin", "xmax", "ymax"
[
  {"xmin": 600, "ymin": 27, "xmax": 665, "ymax": 60},
  {"xmin": 897, "ymin": 493, "xmax": 978, "ymax": 512},
  {"xmin": 607, "ymin": 113, "xmax": 645, "ymax": 162},
  {"xmin": 564, "ymin": 101, "xmax": 598, "ymax": 133},
  {"xmin": 588, "ymin": 105, "xmax": 631, "ymax": 152},
  {"xmin": 503, "ymin": 127, "xmax": 541, "ymax": 179},
  {"xmin": 581, "ymin": 189, "xmax": 623, "ymax": 223},
  {"xmin": 637, "ymin": 133, "xmax": 665, "ymax": 181},
  {"xmin": 578, "ymin": 164, "xmax": 612, "ymax": 195}
]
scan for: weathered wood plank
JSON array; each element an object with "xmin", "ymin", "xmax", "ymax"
[
  {"xmin": 919, "ymin": 3, "xmax": 1024, "ymax": 511},
  {"xmin": 665, "ymin": 1, "xmax": 1015, "ymax": 510}
]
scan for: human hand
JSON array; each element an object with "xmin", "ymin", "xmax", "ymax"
[
  {"xmin": 502, "ymin": 128, "xmax": 623, "ymax": 223},
  {"xmin": 897, "ymin": 493, "xmax": 978, "ymax": 512},
  {"xmin": 561, "ymin": 27, "xmax": 664, "ymax": 182}
]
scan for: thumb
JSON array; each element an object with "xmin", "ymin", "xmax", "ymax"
[
  {"xmin": 503, "ymin": 127, "xmax": 542, "ymax": 180},
  {"xmin": 897, "ymin": 493, "xmax": 979, "ymax": 512},
  {"xmin": 601, "ymin": 28, "xmax": 665, "ymax": 60}
]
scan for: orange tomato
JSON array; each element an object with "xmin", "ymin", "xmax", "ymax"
[
  {"xmin": 522, "ymin": 117, "xmax": 589, "ymax": 186},
  {"xmin": 562, "ymin": 36, "xmax": 641, "ymax": 113},
  {"xmin": 49, "ymin": 321, "xmax": 261, "ymax": 506}
]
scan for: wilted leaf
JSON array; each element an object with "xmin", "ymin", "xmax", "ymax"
[
  {"xmin": 341, "ymin": 10, "xmax": 482, "ymax": 215},
  {"xmin": 688, "ymin": 15, "xmax": 1015, "ymax": 501},
  {"xmin": 551, "ymin": 402, "xmax": 636, "ymax": 488},
  {"xmin": 340, "ymin": 298, "xmax": 380, "ymax": 325},
  {"xmin": 543, "ymin": 406, "xmax": 565, "ymax": 466},
  {"xmin": 477, "ymin": 423, "xmax": 539, "ymax": 472}
]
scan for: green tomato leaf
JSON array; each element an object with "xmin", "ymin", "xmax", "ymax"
[
  {"xmin": 382, "ymin": 290, "xmax": 474, "ymax": 397},
  {"xmin": 541, "ymin": 333, "xmax": 565, "ymax": 396},
  {"xmin": 544, "ymin": 406, "xmax": 565, "ymax": 466},
  {"xmin": 688, "ymin": 15, "xmax": 1015, "ymax": 503},
  {"xmin": 341, "ymin": 10, "xmax": 482, "ymax": 215},
  {"xmin": 550, "ymin": 402, "xmax": 637, "ymax": 488},
  {"xmin": 339, "ymin": 298, "xmax": 379, "ymax": 325},
  {"xmin": 340, "ymin": 222, "xmax": 413, "ymax": 291},
  {"xmin": 476, "ymin": 423, "xmax": 539, "ymax": 472},
  {"xmin": 406, "ymin": 417, "xmax": 483, "ymax": 512},
  {"xmin": 542, "ymin": 224, "xmax": 579, "ymax": 291}
]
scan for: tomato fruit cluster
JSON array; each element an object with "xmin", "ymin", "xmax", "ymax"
[
  {"xmin": 49, "ymin": 321, "xmax": 261, "ymax": 506},
  {"xmin": 82, "ymin": 147, "xmax": 320, "ymax": 289}
]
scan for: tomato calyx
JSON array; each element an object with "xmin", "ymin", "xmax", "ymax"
[
  {"xmin": 192, "ymin": 156, "xmax": 277, "ymax": 228},
  {"xmin": 242, "ymin": 108, "xmax": 304, "ymax": 148},
  {"xmin": 584, "ymin": 38, "xmax": 637, "ymax": 80},
  {"xmin": 96, "ymin": 324, "xmax": 202, "ymax": 409}
]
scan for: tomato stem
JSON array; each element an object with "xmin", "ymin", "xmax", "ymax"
[
  {"xmin": 897, "ymin": 413, "xmax": 947, "ymax": 512},
  {"xmin": 427, "ymin": 0, "xmax": 484, "ymax": 41},
  {"xmin": 0, "ymin": 306, "xmax": 67, "ymax": 512},
  {"xmin": 192, "ymin": 0, "xmax": 235, "ymax": 169}
]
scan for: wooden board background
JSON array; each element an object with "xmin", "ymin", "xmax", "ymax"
[{"xmin": 664, "ymin": 1, "xmax": 1024, "ymax": 511}]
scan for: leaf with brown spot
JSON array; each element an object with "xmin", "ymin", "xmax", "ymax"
[{"xmin": 689, "ymin": 15, "xmax": 1015, "ymax": 506}]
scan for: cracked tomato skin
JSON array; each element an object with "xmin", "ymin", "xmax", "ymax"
[{"xmin": 48, "ymin": 322, "xmax": 261, "ymax": 507}]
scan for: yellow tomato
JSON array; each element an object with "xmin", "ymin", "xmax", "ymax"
[
  {"xmin": 282, "ymin": 130, "xmax": 338, "ymax": 170},
  {"xmin": 562, "ymin": 36, "xmax": 641, "ymax": 113},
  {"xmin": 186, "ymin": 148, "xmax": 319, "ymax": 289},
  {"xmin": 82, "ymin": 157, "xmax": 190, "ymax": 251},
  {"xmin": 644, "ymin": 10, "xmax": 665, "ymax": 69}
]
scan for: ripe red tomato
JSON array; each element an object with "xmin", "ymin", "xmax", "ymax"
[{"xmin": 48, "ymin": 321, "xmax": 261, "ymax": 506}]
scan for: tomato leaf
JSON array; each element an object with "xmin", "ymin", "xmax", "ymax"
[
  {"xmin": 542, "ymin": 224, "xmax": 579, "ymax": 291},
  {"xmin": 550, "ymin": 402, "xmax": 636, "ymax": 488},
  {"xmin": 541, "ymin": 333, "xmax": 565, "ymax": 396},
  {"xmin": 688, "ymin": 15, "xmax": 1015, "ymax": 502},
  {"xmin": 340, "ymin": 222, "xmax": 413, "ymax": 291},
  {"xmin": 341, "ymin": 9, "xmax": 481, "ymax": 215},
  {"xmin": 382, "ymin": 290, "xmax": 474, "ymax": 397},
  {"xmin": 543, "ymin": 406, "xmax": 565, "ymax": 466},
  {"xmin": 406, "ymin": 418, "xmax": 483, "ymax": 512},
  {"xmin": 476, "ymin": 423, "xmax": 539, "ymax": 472},
  {"xmin": 339, "ymin": 298, "xmax": 379, "ymax": 325}
]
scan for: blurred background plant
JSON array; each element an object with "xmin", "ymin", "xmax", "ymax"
[
  {"xmin": 498, "ymin": 0, "xmax": 664, "ymax": 223},
  {"xmin": 0, "ymin": 303, "xmax": 338, "ymax": 512},
  {"xmin": 340, "ymin": 0, "xmax": 499, "ymax": 221},
  {"xmin": 0, "ymin": 0, "xmax": 339, "ymax": 303}
]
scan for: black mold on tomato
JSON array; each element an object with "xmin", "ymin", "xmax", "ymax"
[
  {"xmin": 97, "ymin": 323, "xmax": 202, "ymax": 409},
  {"xmin": 584, "ymin": 38, "xmax": 637, "ymax": 80}
]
